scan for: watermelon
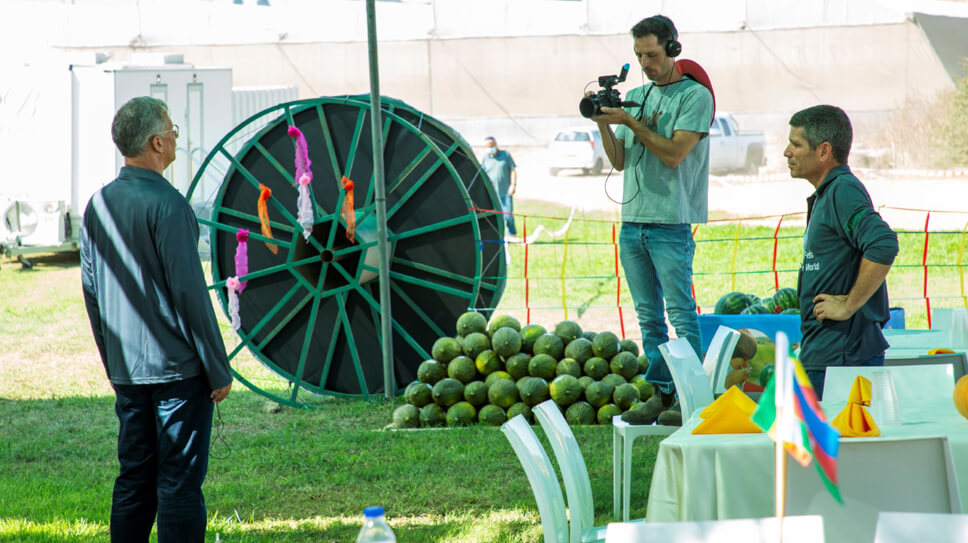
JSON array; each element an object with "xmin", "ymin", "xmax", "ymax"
[
  {"xmin": 549, "ymin": 375, "xmax": 582, "ymax": 406},
  {"xmin": 419, "ymin": 403, "xmax": 446, "ymax": 427},
  {"xmin": 554, "ymin": 320, "xmax": 583, "ymax": 345},
  {"xmin": 518, "ymin": 377, "xmax": 550, "ymax": 406},
  {"xmin": 565, "ymin": 401, "xmax": 597, "ymax": 425},
  {"xmin": 759, "ymin": 296, "xmax": 782, "ymax": 314},
  {"xmin": 582, "ymin": 330, "xmax": 598, "ymax": 342},
  {"xmin": 491, "ymin": 326, "xmax": 522, "ymax": 358},
  {"xmin": 619, "ymin": 339, "xmax": 640, "ymax": 356},
  {"xmin": 485, "ymin": 370, "xmax": 512, "ymax": 386},
  {"xmin": 431, "ymin": 337, "xmax": 462, "ymax": 363},
  {"xmin": 392, "ymin": 404, "xmax": 420, "ymax": 428},
  {"xmin": 555, "ymin": 358, "xmax": 582, "ymax": 378},
  {"xmin": 507, "ymin": 402, "xmax": 534, "ymax": 424},
  {"xmin": 602, "ymin": 373, "xmax": 627, "ymax": 389},
  {"xmin": 478, "ymin": 404, "xmax": 507, "ymax": 426},
  {"xmin": 446, "ymin": 402, "xmax": 477, "ymax": 426},
  {"xmin": 529, "ymin": 354, "xmax": 558, "ymax": 380},
  {"xmin": 533, "ymin": 333, "xmax": 565, "ymax": 359},
  {"xmin": 630, "ymin": 374, "xmax": 654, "ymax": 402},
  {"xmin": 584, "ymin": 381, "xmax": 614, "ymax": 408},
  {"xmin": 475, "ymin": 349, "xmax": 501, "ymax": 376},
  {"xmin": 612, "ymin": 383, "xmax": 641, "ymax": 410},
  {"xmin": 519, "ymin": 324, "xmax": 547, "ymax": 354},
  {"xmin": 583, "ymin": 357, "xmax": 609, "ymax": 380},
  {"xmin": 564, "ymin": 337, "xmax": 594, "ymax": 364},
  {"xmin": 456, "ymin": 311, "xmax": 487, "ymax": 337},
  {"xmin": 597, "ymin": 403, "xmax": 623, "ymax": 425},
  {"xmin": 610, "ymin": 351, "xmax": 640, "ymax": 380},
  {"xmin": 463, "ymin": 380, "xmax": 489, "ymax": 406},
  {"xmin": 447, "ymin": 355, "xmax": 477, "ymax": 383},
  {"xmin": 417, "ymin": 359, "xmax": 446, "ymax": 385},
  {"xmin": 781, "ymin": 307, "xmax": 800, "ymax": 315},
  {"xmin": 592, "ymin": 331, "xmax": 621, "ymax": 359},
  {"xmin": 487, "ymin": 378, "xmax": 519, "ymax": 409},
  {"xmin": 487, "ymin": 314, "xmax": 521, "ymax": 337},
  {"xmin": 432, "ymin": 378, "xmax": 465, "ymax": 407},
  {"xmin": 740, "ymin": 303, "xmax": 771, "ymax": 315},
  {"xmin": 715, "ymin": 291, "xmax": 753, "ymax": 314},
  {"xmin": 774, "ymin": 287, "xmax": 799, "ymax": 310},
  {"xmin": 504, "ymin": 353, "xmax": 532, "ymax": 380},
  {"xmin": 404, "ymin": 381, "xmax": 433, "ymax": 407},
  {"xmin": 461, "ymin": 332, "xmax": 491, "ymax": 360}
]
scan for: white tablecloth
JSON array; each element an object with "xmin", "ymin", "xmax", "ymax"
[{"xmin": 645, "ymin": 398, "xmax": 968, "ymax": 522}]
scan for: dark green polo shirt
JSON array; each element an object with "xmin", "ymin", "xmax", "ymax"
[{"xmin": 797, "ymin": 165, "xmax": 899, "ymax": 372}]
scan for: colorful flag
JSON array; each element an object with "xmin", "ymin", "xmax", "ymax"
[{"xmin": 752, "ymin": 340, "xmax": 842, "ymax": 503}]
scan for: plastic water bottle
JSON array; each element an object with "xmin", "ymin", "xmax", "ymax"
[{"xmin": 356, "ymin": 506, "xmax": 396, "ymax": 543}]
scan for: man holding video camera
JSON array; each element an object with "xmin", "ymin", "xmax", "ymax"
[{"xmin": 591, "ymin": 14, "xmax": 713, "ymax": 425}]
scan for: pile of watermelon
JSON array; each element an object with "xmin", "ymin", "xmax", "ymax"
[
  {"xmin": 391, "ymin": 312, "xmax": 654, "ymax": 428},
  {"xmin": 714, "ymin": 287, "xmax": 799, "ymax": 315}
]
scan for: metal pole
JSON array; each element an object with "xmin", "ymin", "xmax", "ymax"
[{"xmin": 365, "ymin": 0, "xmax": 395, "ymax": 399}]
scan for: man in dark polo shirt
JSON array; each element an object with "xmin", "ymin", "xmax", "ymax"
[
  {"xmin": 784, "ymin": 105, "xmax": 899, "ymax": 398},
  {"xmin": 81, "ymin": 96, "xmax": 233, "ymax": 543}
]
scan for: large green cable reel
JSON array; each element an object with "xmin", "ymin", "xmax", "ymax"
[{"xmin": 186, "ymin": 96, "xmax": 506, "ymax": 405}]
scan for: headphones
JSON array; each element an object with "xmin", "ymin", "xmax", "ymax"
[{"xmin": 654, "ymin": 15, "xmax": 682, "ymax": 58}]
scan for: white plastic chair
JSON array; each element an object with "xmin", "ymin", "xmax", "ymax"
[
  {"xmin": 605, "ymin": 515, "xmax": 825, "ymax": 543},
  {"xmin": 785, "ymin": 435, "xmax": 962, "ymax": 543},
  {"xmin": 822, "ymin": 364, "xmax": 955, "ymax": 407},
  {"xmin": 702, "ymin": 325, "xmax": 742, "ymax": 395},
  {"xmin": 501, "ymin": 414, "xmax": 569, "ymax": 543},
  {"xmin": 611, "ymin": 414, "xmax": 676, "ymax": 521},
  {"xmin": 534, "ymin": 401, "xmax": 628, "ymax": 543},
  {"xmin": 874, "ymin": 512, "xmax": 968, "ymax": 543},
  {"xmin": 610, "ymin": 338, "xmax": 717, "ymax": 522},
  {"xmin": 659, "ymin": 338, "xmax": 716, "ymax": 420}
]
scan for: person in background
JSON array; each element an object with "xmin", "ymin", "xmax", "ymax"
[
  {"xmin": 784, "ymin": 104, "xmax": 898, "ymax": 399},
  {"xmin": 590, "ymin": 14, "xmax": 713, "ymax": 425},
  {"xmin": 481, "ymin": 136, "xmax": 518, "ymax": 236},
  {"xmin": 80, "ymin": 96, "xmax": 233, "ymax": 543}
]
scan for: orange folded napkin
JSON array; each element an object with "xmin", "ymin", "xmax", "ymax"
[
  {"xmin": 831, "ymin": 375, "xmax": 880, "ymax": 437},
  {"xmin": 692, "ymin": 386, "xmax": 763, "ymax": 434}
]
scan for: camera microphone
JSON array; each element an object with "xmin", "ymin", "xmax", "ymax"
[{"xmin": 579, "ymin": 63, "xmax": 640, "ymax": 118}]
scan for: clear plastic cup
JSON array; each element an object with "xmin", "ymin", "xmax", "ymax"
[{"xmin": 871, "ymin": 370, "xmax": 901, "ymax": 426}]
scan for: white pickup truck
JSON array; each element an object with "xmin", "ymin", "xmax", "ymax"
[{"xmin": 709, "ymin": 112, "xmax": 766, "ymax": 175}]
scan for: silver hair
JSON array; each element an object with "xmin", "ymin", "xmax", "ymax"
[{"xmin": 111, "ymin": 97, "xmax": 169, "ymax": 158}]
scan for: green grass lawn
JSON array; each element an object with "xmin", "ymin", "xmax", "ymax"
[{"xmin": 1, "ymin": 197, "xmax": 963, "ymax": 542}]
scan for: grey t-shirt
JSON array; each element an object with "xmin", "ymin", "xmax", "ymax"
[{"xmin": 614, "ymin": 78, "xmax": 712, "ymax": 224}]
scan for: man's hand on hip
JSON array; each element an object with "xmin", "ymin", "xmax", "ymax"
[{"xmin": 812, "ymin": 293, "xmax": 853, "ymax": 323}]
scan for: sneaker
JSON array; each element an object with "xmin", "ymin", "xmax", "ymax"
[
  {"xmin": 621, "ymin": 393, "xmax": 664, "ymax": 425},
  {"xmin": 656, "ymin": 401, "xmax": 682, "ymax": 426}
]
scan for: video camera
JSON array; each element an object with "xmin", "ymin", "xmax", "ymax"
[{"xmin": 578, "ymin": 63, "xmax": 641, "ymax": 118}]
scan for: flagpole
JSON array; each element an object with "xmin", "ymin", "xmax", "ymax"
[{"xmin": 773, "ymin": 332, "xmax": 790, "ymax": 543}]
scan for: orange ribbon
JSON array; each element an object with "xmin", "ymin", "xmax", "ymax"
[
  {"xmin": 340, "ymin": 176, "xmax": 356, "ymax": 243},
  {"xmin": 258, "ymin": 184, "xmax": 278, "ymax": 254}
]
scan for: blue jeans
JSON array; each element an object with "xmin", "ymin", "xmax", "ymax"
[
  {"xmin": 807, "ymin": 352, "xmax": 885, "ymax": 401},
  {"xmin": 619, "ymin": 222, "xmax": 700, "ymax": 394},
  {"xmin": 111, "ymin": 374, "xmax": 214, "ymax": 543},
  {"xmin": 501, "ymin": 193, "xmax": 516, "ymax": 235}
]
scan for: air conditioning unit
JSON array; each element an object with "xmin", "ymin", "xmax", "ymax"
[{"xmin": 1, "ymin": 200, "xmax": 69, "ymax": 247}]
